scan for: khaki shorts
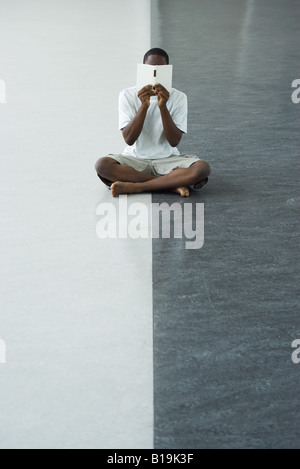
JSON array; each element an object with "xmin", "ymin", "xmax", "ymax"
[{"xmin": 100, "ymin": 153, "xmax": 201, "ymax": 187}]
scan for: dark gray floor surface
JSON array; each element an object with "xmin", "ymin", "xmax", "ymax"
[{"xmin": 152, "ymin": 0, "xmax": 300, "ymax": 449}]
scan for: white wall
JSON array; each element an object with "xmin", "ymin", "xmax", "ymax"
[{"xmin": 0, "ymin": 0, "xmax": 153, "ymax": 449}]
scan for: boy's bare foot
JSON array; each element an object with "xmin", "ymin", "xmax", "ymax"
[
  {"xmin": 192, "ymin": 177, "xmax": 209, "ymax": 190},
  {"xmin": 171, "ymin": 186, "xmax": 190, "ymax": 197},
  {"xmin": 111, "ymin": 181, "xmax": 140, "ymax": 197},
  {"xmin": 111, "ymin": 182, "xmax": 190, "ymax": 198}
]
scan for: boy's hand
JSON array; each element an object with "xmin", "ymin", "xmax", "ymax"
[
  {"xmin": 154, "ymin": 84, "xmax": 170, "ymax": 109},
  {"xmin": 138, "ymin": 85, "xmax": 155, "ymax": 108}
]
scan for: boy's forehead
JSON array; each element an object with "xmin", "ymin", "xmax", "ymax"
[{"xmin": 145, "ymin": 54, "xmax": 168, "ymax": 65}]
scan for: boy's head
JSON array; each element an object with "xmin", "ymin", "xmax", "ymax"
[{"xmin": 143, "ymin": 48, "xmax": 169, "ymax": 66}]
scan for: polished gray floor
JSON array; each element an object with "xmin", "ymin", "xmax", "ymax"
[{"xmin": 152, "ymin": 0, "xmax": 300, "ymax": 449}]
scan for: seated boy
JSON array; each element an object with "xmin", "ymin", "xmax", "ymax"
[{"xmin": 95, "ymin": 48, "xmax": 211, "ymax": 197}]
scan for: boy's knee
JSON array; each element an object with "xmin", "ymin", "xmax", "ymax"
[
  {"xmin": 203, "ymin": 161, "xmax": 211, "ymax": 177},
  {"xmin": 192, "ymin": 160, "xmax": 211, "ymax": 178},
  {"xmin": 95, "ymin": 157, "xmax": 114, "ymax": 176}
]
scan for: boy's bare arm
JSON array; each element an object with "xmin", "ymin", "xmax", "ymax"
[
  {"xmin": 122, "ymin": 85, "xmax": 154, "ymax": 146},
  {"xmin": 155, "ymin": 84, "xmax": 183, "ymax": 147}
]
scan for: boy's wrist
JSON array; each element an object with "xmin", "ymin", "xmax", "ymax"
[
  {"xmin": 159, "ymin": 102, "xmax": 167, "ymax": 110},
  {"xmin": 141, "ymin": 101, "xmax": 150, "ymax": 110}
]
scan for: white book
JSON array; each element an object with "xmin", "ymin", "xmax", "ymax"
[{"xmin": 136, "ymin": 64, "xmax": 173, "ymax": 93}]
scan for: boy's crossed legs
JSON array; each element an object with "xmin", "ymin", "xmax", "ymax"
[{"xmin": 95, "ymin": 156, "xmax": 211, "ymax": 197}]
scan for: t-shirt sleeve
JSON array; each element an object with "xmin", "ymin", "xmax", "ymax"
[
  {"xmin": 119, "ymin": 89, "xmax": 136, "ymax": 130},
  {"xmin": 171, "ymin": 92, "xmax": 188, "ymax": 134}
]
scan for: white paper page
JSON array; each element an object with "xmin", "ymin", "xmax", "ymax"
[{"xmin": 136, "ymin": 64, "xmax": 173, "ymax": 92}]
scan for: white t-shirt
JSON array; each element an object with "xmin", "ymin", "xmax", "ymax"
[{"xmin": 119, "ymin": 86, "xmax": 188, "ymax": 159}]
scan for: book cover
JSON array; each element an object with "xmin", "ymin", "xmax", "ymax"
[{"xmin": 137, "ymin": 64, "xmax": 173, "ymax": 92}]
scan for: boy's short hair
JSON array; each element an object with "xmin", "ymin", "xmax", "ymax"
[{"xmin": 143, "ymin": 48, "xmax": 170, "ymax": 64}]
